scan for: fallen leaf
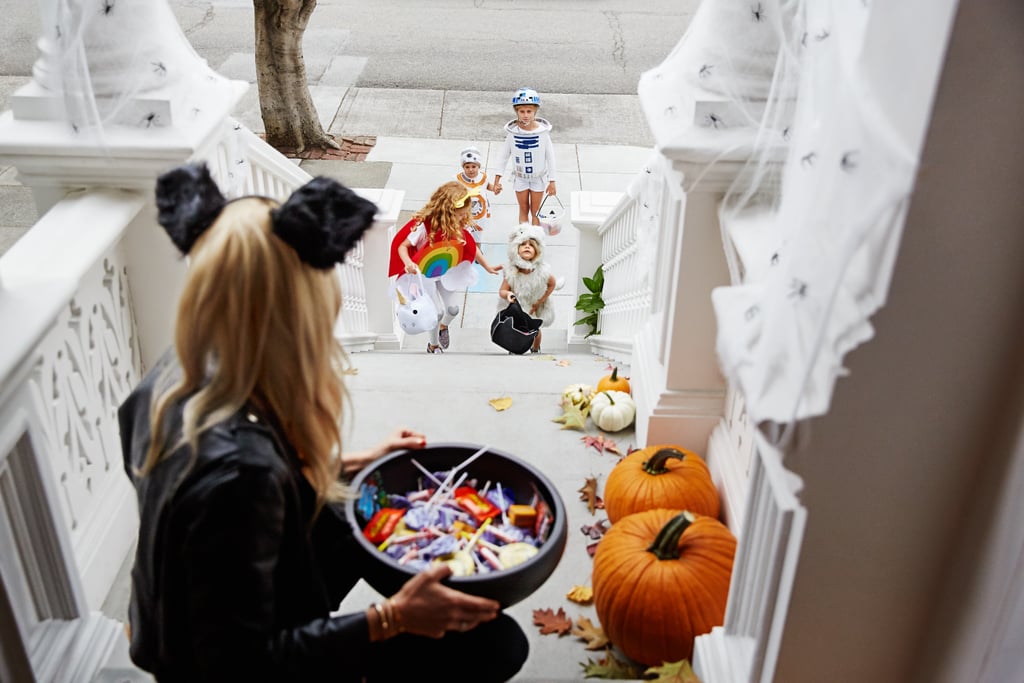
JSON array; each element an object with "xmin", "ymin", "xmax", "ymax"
[
  {"xmin": 489, "ymin": 397, "xmax": 513, "ymax": 411},
  {"xmin": 586, "ymin": 541, "xmax": 600, "ymax": 557},
  {"xmin": 626, "ymin": 444, "xmax": 640, "ymax": 456},
  {"xmin": 530, "ymin": 354, "xmax": 557, "ymax": 361},
  {"xmin": 557, "ymin": 359, "xmax": 571, "ymax": 367},
  {"xmin": 644, "ymin": 659, "xmax": 704, "ymax": 683},
  {"xmin": 572, "ymin": 615, "xmax": 609, "ymax": 650},
  {"xmin": 580, "ymin": 648, "xmax": 640, "ymax": 679},
  {"xmin": 341, "ymin": 366, "xmax": 359, "ymax": 375},
  {"xmin": 552, "ymin": 403, "xmax": 587, "ymax": 431},
  {"xmin": 580, "ymin": 519, "xmax": 611, "ymax": 541},
  {"xmin": 578, "ymin": 476, "xmax": 602, "ymax": 515},
  {"xmin": 532, "ymin": 607, "xmax": 573, "ymax": 636},
  {"xmin": 566, "ymin": 585, "xmax": 594, "ymax": 605},
  {"xmin": 582, "ymin": 434, "xmax": 621, "ymax": 455}
]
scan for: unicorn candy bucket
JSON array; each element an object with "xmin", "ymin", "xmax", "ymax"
[{"xmin": 536, "ymin": 195, "xmax": 564, "ymax": 237}]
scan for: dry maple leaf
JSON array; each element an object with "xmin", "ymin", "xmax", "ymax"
[
  {"xmin": 572, "ymin": 616, "xmax": 609, "ymax": 650},
  {"xmin": 644, "ymin": 659, "xmax": 704, "ymax": 683},
  {"xmin": 580, "ymin": 519, "xmax": 611, "ymax": 540},
  {"xmin": 552, "ymin": 403, "xmax": 587, "ymax": 431},
  {"xmin": 579, "ymin": 648, "xmax": 639, "ymax": 679},
  {"xmin": 582, "ymin": 434, "xmax": 621, "ymax": 455},
  {"xmin": 578, "ymin": 476, "xmax": 603, "ymax": 515},
  {"xmin": 341, "ymin": 366, "xmax": 359, "ymax": 376},
  {"xmin": 532, "ymin": 607, "xmax": 573, "ymax": 636},
  {"xmin": 488, "ymin": 396, "xmax": 513, "ymax": 411},
  {"xmin": 557, "ymin": 359, "xmax": 571, "ymax": 367},
  {"xmin": 566, "ymin": 585, "xmax": 594, "ymax": 604},
  {"xmin": 530, "ymin": 354, "xmax": 556, "ymax": 361}
]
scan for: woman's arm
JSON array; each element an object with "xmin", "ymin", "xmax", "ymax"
[{"xmin": 341, "ymin": 427, "xmax": 426, "ymax": 475}]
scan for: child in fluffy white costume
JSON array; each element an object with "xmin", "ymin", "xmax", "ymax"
[{"xmin": 499, "ymin": 223, "xmax": 558, "ymax": 353}]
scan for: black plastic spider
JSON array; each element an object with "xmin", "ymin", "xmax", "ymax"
[
  {"xmin": 699, "ymin": 64, "xmax": 713, "ymax": 79},
  {"xmin": 788, "ymin": 279, "xmax": 808, "ymax": 299},
  {"xmin": 770, "ymin": 252, "xmax": 780, "ymax": 266},
  {"xmin": 751, "ymin": 3, "xmax": 765, "ymax": 22},
  {"xmin": 840, "ymin": 151, "xmax": 859, "ymax": 172},
  {"xmin": 102, "ymin": 0, "xmax": 115, "ymax": 16},
  {"xmin": 815, "ymin": 29, "xmax": 831, "ymax": 41},
  {"xmin": 141, "ymin": 112, "xmax": 158, "ymax": 128},
  {"xmin": 706, "ymin": 112, "xmax": 723, "ymax": 129},
  {"xmin": 152, "ymin": 62, "xmax": 167, "ymax": 76},
  {"xmin": 801, "ymin": 151, "xmax": 816, "ymax": 167}
]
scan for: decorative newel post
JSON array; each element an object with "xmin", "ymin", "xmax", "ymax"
[{"xmin": 629, "ymin": 0, "xmax": 793, "ymax": 450}]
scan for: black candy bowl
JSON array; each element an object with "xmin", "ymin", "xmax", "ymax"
[{"xmin": 344, "ymin": 442, "xmax": 567, "ymax": 608}]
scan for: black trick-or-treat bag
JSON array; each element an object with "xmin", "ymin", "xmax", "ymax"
[{"xmin": 490, "ymin": 299, "xmax": 543, "ymax": 354}]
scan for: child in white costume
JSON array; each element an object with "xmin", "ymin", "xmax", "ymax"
[
  {"xmin": 499, "ymin": 223, "xmax": 558, "ymax": 353},
  {"xmin": 455, "ymin": 146, "xmax": 493, "ymax": 233},
  {"xmin": 492, "ymin": 88, "xmax": 557, "ymax": 226}
]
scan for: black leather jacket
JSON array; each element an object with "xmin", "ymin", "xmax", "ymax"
[{"xmin": 119, "ymin": 356, "xmax": 370, "ymax": 682}]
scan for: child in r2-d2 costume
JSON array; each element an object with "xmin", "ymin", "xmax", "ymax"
[
  {"xmin": 455, "ymin": 146, "xmax": 493, "ymax": 234},
  {"xmin": 491, "ymin": 88, "xmax": 557, "ymax": 226},
  {"xmin": 498, "ymin": 223, "xmax": 559, "ymax": 354}
]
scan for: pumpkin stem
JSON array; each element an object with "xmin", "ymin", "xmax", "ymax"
[
  {"xmin": 603, "ymin": 391, "xmax": 615, "ymax": 406},
  {"xmin": 610, "ymin": 367, "xmax": 619, "ymax": 381},
  {"xmin": 647, "ymin": 511, "xmax": 696, "ymax": 560},
  {"xmin": 641, "ymin": 447, "xmax": 687, "ymax": 475}
]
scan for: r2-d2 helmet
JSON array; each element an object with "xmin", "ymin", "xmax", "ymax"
[{"xmin": 512, "ymin": 88, "xmax": 541, "ymax": 107}]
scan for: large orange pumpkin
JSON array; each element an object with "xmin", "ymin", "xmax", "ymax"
[
  {"xmin": 592, "ymin": 509, "xmax": 736, "ymax": 666},
  {"xmin": 604, "ymin": 446, "xmax": 720, "ymax": 523}
]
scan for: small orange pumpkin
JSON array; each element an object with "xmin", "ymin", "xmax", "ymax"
[
  {"xmin": 604, "ymin": 445, "xmax": 720, "ymax": 523},
  {"xmin": 596, "ymin": 366, "xmax": 630, "ymax": 394},
  {"xmin": 592, "ymin": 509, "xmax": 736, "ymax": 666}
]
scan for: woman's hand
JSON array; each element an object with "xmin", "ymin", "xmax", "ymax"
[
  {"xmin": 493, "ymin": 179, "xmax": 503, "ymax": 196},
  {"xmin": 486, "ymin": 264, "xmax": 503, "ymax": 275},
  {"xmin": 341, "ymin": 427, "xmax": 426, "ymax": 475},
  {"xmin": 389, "ymin": 565, "xmax": 500, "ymax": 638},
  {"xmin": 404, "ymin": 262, "xmax": 420, "ymax": 274},
  {"xmin": 546, "ymin": 181, "xmax": 557, "ymax": 196}
]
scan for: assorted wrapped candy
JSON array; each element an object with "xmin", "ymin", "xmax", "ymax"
[{"xmin": 356, "ymin": 453, "xmax": 555, "ymax": 576}]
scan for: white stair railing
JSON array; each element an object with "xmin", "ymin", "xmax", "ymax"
[
  {"xmin": 694, "ymin": 431, "xmax": 807, "ymax": 683},
  {"xmin": 203, "ymin": 120, "xmax": 402, "ymax": 352}
]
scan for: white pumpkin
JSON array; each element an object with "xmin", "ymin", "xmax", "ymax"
[
  {"xmin": 589, "ymin": 391, "xmax": 636, "ymax": 432},
  {"xmin": 561, "ymin": 383, "xmax": 595, "ymax": 412}
]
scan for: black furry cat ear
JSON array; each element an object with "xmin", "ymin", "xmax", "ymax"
[
  {"xmin": 271, "ymin": 177, "xmax": 378, "ymax": 270},
  {"xmin": 154, "ymin": 163, "xmax": 227, "ymax": 255}
]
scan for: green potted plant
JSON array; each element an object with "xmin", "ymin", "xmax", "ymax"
[{"xmin": 574, "ymin": 264, "xmax": 604, "ymax": 338}]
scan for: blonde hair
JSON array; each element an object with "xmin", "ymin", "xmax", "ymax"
[
  {"xmin": 142, "ymin": 197, "xmax": 349, "ymax": 504},
  {"xmin": 413, "ymin": 181, "xmax": 472, "ymax": 244}
]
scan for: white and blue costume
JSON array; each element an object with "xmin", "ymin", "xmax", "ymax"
[{"xmin": 492, "ymin": 118, "xmax": 557, "ymax": 192}]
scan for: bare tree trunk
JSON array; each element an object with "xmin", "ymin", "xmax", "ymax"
[{"xmin": 254, "ymin": 0, "xmax": 339, "ymax": 154}]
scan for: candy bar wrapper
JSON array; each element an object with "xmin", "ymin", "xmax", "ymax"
[
  {"xmin": 533, "ymin": 500, "xmax": 553, "ymax": 544},
  {"xmin": 363, "ymin": 508, "xmax": 403, "ymax": 544},
  {"xmin": 454, "ymin": 486, "xmax": 501, "ymax": 524},
  {"xmin": 357, "ymin": 483, "xmax": 380, "ymax": 521}
]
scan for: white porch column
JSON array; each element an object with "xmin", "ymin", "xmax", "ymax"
[
  {"xmin": 567, "ymin": 191, "xmax": 622, "ymax": 352},
  {"xmin": 631, "ymin": 146, "xmax": 742, "ymax": 451}
]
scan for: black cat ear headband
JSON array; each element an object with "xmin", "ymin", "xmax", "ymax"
[{"xmin": 154, "ymin": 162, "xmax": 378, "ymax": 269}]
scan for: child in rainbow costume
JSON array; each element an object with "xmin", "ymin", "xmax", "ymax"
[{"xmin": 390, "ymin": 181, "xmax": 502, "ymax": 353}]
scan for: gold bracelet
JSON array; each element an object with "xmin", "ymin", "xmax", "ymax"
[
  {"xmin": 387, "ymin": 597, "xmax": 404, "ymax": 633},
  {"xmin": 371, "ymin": 602, "xmax": 389, "ymax": 634}
]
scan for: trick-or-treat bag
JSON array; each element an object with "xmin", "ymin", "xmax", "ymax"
[{"xmin": 491, "ymin": 299, "xmax": 542, "ymax": 354}]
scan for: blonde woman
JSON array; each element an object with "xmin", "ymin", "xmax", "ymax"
[
  {"xmin": 394, "ymin": 181, "xmax": 502, "ymax": 353},
  {"xmin": 119, "ymin": 164, "xmax": 528, "ymax": 682}
]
